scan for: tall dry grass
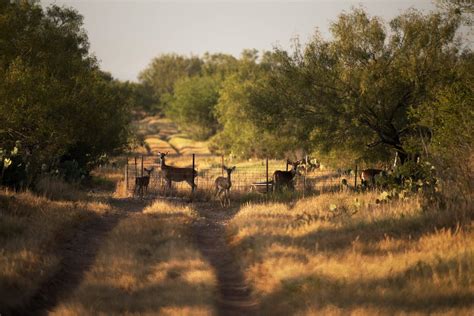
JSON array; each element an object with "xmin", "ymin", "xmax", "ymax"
[
  {"xmin": 228, "ymin": 191, "xmax": 473, "ymax": 315},
  {"xmin": 35, "ymin": 176, "xmax": 87, "ymax": 201},
  {"xmin": 0, "ymin": 189, "xmax": 110, "ymax": 313},
  {"xmin": 52, "ymin": 200, "xmax": 217, "ymax": 315}
]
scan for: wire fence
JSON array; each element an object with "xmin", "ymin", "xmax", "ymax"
[{"xmin": 123, "ymin": 154, "xmax": 359, "ymax": 198}]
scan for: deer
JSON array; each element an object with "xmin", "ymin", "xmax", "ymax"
[
  {"xmin": 273, "ymin": 160, "xmax": 301, "ymax": 191},
  {"xmin": 301, "ymin": 157, "xmax": 320, "ymax": 173},
  {"xmin": 158, "ymin": 152, "xmax": 197, "ymax": 191},
  {"xmin": 134, "ymin": 167, "xmax": 154, "ymax": 197},
  {"xmin": 215, "ymin": 166, "xmax": 236, "ymax": 207},
  {"xmin": 360, "ymin": 168, "xmax": 385, "ymax": 189}
]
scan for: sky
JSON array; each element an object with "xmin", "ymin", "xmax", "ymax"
[{"xmin": 41, "ymin": 0, "xmax": 436, "ymax": 81}]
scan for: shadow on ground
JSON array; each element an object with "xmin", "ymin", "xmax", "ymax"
[{"xmin": 192, "ymin": 202, "xmax": 258, "ymax": 316}]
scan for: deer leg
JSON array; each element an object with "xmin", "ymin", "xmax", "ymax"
[
  {"xmin": 216, "ymin": 188, "xmax": 223, "ymax": 204},
  {"xmin": 187, "ymin": 179, "xmax": 196, "ymax": 191},
  {"xmin": 225, "ymin": 190, "xmax": 230, "ymax": 206},
  {"xmin": 165, "ymin": 179, "xmax": 172, "ymax": 196},
  {"xmin": 219, "ymin": 189, "xmax": 225, "ymax": 207}
]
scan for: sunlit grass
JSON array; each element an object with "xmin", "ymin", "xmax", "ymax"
[
  {"xmin": 0, "ymin": 189, "xmax": 109, "ymax": 313},
  {"xmin": 229, "ymin": 192, "xmax": 474, "ymax": 315},
  {"xmin": 51, "ymin": 200, "xmax": 217, "ymax": 315},
  {"xmin": 168, "ymin": 135, "xmax": 210, "ymax": 156}
]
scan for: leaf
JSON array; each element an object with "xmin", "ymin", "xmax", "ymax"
[
  {"xmin": 329, "ymin": 204, "xmax": 337, "ymax": 211},
  {"xmin": 3, "ymin": 158, "xmax": 12, "ymax": 168}
]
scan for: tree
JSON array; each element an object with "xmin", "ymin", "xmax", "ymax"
[
  {"xmin": 211, "ymin": 51, "xmax": 298, "ymax": 158},
  {"xmin": 166, "ymin": 76, "xmax": 220, "ymax": 140},
  {"xmin": 249, "ymin": 9, "xmax": 464, "ymax": 164},
  {"xmin": 0, "ymin": 1, "xmax": 130, "ymax": 186},
  {"xmin": 412, "ymin": 52, "xmax": 473, "ymax": 196},
  {"xmin": 138, "ymin": 54, "xmax": 203, "ymax": 110},
  {"xmin": 201, "ymin": 52, "xmax": 240, "ymax": 80}
]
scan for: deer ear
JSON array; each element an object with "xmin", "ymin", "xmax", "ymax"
[
  {"xmin": 232, "ymin": 166, "xmax": 236, "ymax": 171},
  {"xmin": 165, "ymin": 151, "xmax": 169, "ymax": 155}
]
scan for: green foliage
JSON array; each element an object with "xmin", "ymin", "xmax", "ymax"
[
  {"xmin": 373, "ymin": 161, "xmax": 439, "ymax": 204},
  {"xmin": 166, "ymin": 76, "xmax": 220, "ymax": 140},
  {"xmin": 114, "ymin": 80, "xmax": 157, "ymax": 112},
  {"xmin": 247, "ymin": 9, "xmax": 463, "ymax": 164},
  {"xmin": 138, "ymin": 54, "xmax": 203, "ymax": 110},
  {"xmin": 210, "ymin": 51, "xmax": 299, "ymax": 158},
  {"xmin": 0, "ymin": 1, "xmax": 130, "ymax": 187},
  {"xmin": 411, "ymin": 55, "xmax": 473, "ymax": 197},
  {"xmin": 201, "ymin": 52, "xmax": 240, "ymax": 79},
  {"xmin": 0, "ymin": 142, "xmax": 27, "ymax": 190}
]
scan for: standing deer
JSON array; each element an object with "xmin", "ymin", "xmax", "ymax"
[
  {"xmin": 301, "ymin": 157, "xmax": 320, "ymax": 173},
  {"xmin": 273, "ymin": 160, "xmax": 301, "ymax": 191},
  {"xmin": 134, "ymin": 167, "xmax": 154, "ymax": 197},
  {"xmin": 158, "ymin": 152, "xmax": 197, "ymax": 191},
  {"xmin": 360, "ymin": 168, "xmax": 384, "ymax": 189},
  {"xmin": 215, "ymin": 166, "xmax": 236, "ymax": 207}
]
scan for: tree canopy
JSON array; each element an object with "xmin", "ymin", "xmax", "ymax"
[
  {"xmin": 0, "ymin": 0, "xmax": 131, "ymax": 186},
  {"xmin": 246, "ymin": 9, "xmax": 466, "ymax": 164}
]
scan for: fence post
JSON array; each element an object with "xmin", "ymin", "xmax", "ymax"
[
  {"xmin": 286, "ymin": 159, "xmax": 289, "ymax": 171},
  {"xmin": 125, "ymin": 159, "xmax": 129, "ymax": 192},
  {"xmin": 266, "ymin": 157, "xmax": 269, "ymax": 194},
  {"xmin": 354, "ymin": 164, "xmax": 358, "ymax": 190},
  {"xmin": 192, "ymin": 153, "xmax": 196, "ymax": 195},
  {"xmin": 141, "ymin": 155, "xmax": 144, "ymax": 177},
  {"xmin": 134, "ymin": 157, "xmax": 137, "ymax": 178},
  {"xmin": 303, "ymin": 154, "xmax": 307, "ymax": 198}
]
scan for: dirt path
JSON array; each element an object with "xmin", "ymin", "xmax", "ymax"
[
  {"xmin": 13, "ymin": 197, "xmax": 147, "ymax": 316},
  {"xmin": 193, "ymin": 203, "xmax": 258, "ymax": 316},
  {"xmin": 11, "ymin": 194, "xmax": 256, "ymax": 315}
]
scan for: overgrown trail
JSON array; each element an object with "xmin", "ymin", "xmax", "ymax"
[
  {"xmin": 14, "ymin": 197, "xmax": 147, "ymax": 316},
  {"xmin": 193, "ymin": 203, "xmax": 258, "ymax": 316}
]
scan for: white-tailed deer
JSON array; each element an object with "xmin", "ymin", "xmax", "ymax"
[
  {"xmin": 301, "ymin": 157, "xmax": 320, "ymax": 173},
  {"xmin": 158, "ymin": 152, "xmax": 197, "ymax": 190},
  {"xmin": 273, "ymin": 160, "xmax": 301, "ymax": 191},
  {"xmin": 360, "ymin": 168, "xmax": 384, "ymax": 189},
  {"xmin": 215, "ymin": 166, "xmax": 236, "ymax": 207},
  {"xmin": 134, "ymin": 167, "xmax": 154, "ymax": 197}
]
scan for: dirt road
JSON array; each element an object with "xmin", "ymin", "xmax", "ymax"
[
  {"xmin": 193, "ymin": 203, "xmax": 258, "ymax": 316},
  {"xmin": 12, "ymin": 196, "xmax": 256, "ymax": 316}
]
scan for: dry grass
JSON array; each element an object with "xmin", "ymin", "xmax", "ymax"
[
  {"xmin": 35, "ymin": 176, "xmax": 88, "ymax": 201},
  {"xmin": 51, "ymin": 200, "xmax": 217, "ymax": 315},
  {"xmin": 132, "ymin": 116, "xmax": 179, "ymax": 155},
  {"xmin": 228, "ymin": 192, "xmax": 474, "ymax": 315},
  {"xmin": 168, "ymin": 135, "xmax": 210, "ymax": 156},
  {"xmin": 0, "ymin": 189, "xmax": 110, "ymax": 313}
]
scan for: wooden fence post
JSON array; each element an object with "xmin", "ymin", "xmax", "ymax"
[
  {"xmin": 303, "ymin": 154, "xmax": 307, "ymax": 198},
  {"xmin": 125, "ymin": 159, "xmax": 129, "ymax": 192},
  {"xmin": 141, "ymin": 155, "xmax": 144, "ymax": 177},
  {"xmin": 354, "ymin": 164, "xmax": 358, "ymax": 190},
  {"xmin": 192, "ymin": 153, "xmax": 196, "ymax": 195},
  {"xmin": 134, "ymin": 157, "xmax": 137, "ymax": 178},
  {"xmin": 266, "ymin": 158, "xmax": 269, "ymax": 194}
]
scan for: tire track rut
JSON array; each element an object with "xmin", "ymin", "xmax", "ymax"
[
  {"xmin": 193, "ymin": 203, "xmax": 258, "ymax": 316},
  {"xmin": 11, "ymin": 198, "xmax": 146, "ymax": 316}
]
